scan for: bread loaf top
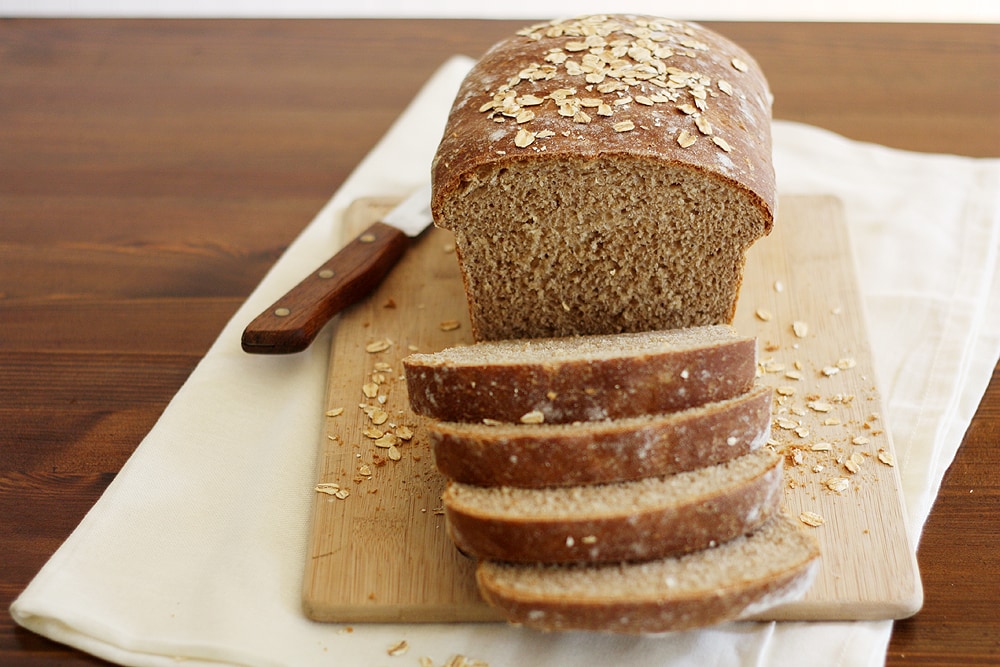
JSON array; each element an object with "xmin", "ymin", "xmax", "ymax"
[{"xmin": 431, "ymin": 14, "xmax": 775, "ymax": 227}]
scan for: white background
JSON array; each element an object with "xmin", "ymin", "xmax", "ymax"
[{"xmin": 1, "ymin": 0, "xmax": 998, "ymax": 21}]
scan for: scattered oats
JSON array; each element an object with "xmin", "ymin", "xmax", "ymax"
[
  {"xmin": 514, "ymin": 128, "xmax": 536, "ymax": 148},
  {"xmin": 822, "ymin": 366, "xmax": 841, "ymax": 377},
  {"xmin": 517, "ymin": 94, "xmax": 544, "ymax": 106},
  {"xmin": 792, "ymin": 321, "xmax": 809, "ymax": 338},
  {"xmin": 822, "ymin": 418, "xmax": 841, "ymax": 426},
  {"xmin": 677, "ymin": 129, "xmax": 697, "ymax": 147},
  {"xmin": 811, "ymin": 442, "xmax": 833, "ymax": 451},
  {"xmin": 370, "ymin": 408, "xmax": 389, "ymax": 425},
  {"xmin": 718, "ymin": 79, "xmax": 734, "ymax": 95},
  {"xmin": 877, "ymin": 449, "xmax": 896, "ymax": 466},
  {"xmin": 374, "ymin": 433, "xmax": 398, "ymax": 448},
  {"xmin": 483, "ymin": 418, "xmax": 503, "ymax": 426},
  {"xmin": 763, "ymin": 359, "xmax": 786, "ymax": 373},
  {"xmin": 325, "ymin": 407, "xmax": 344, "ymax": 417},
  {"xmin": 395, "ymin": 425, "xmax": 414, "ymax": 441},
  {"xmin": 419, "ymin": 658, "xmax": 434, "ymax": 667},
  {"xmin": 773, "ymin": 280, "xmax": 785, "ymax": 292},
  {"xmin": 334, "ymin": 488, "xmax": 350, "ymax": 500},
  {"xmin": 365, "ymin": 339, "xmax": 392, "ymax": 353},
  {"xmin": 613, "ymin": 120, "xmax": 636, "ymax": 132},
  {"xmin": 378, "ymin": 394, "xmax": 388, "ymax": 404},
  {"xmin": 776, "ymin": 386, "xmax": 796, "ymax": 397},
  {"xmin": 794, "ymin": 426, "xmax": 810, "ymax": 438},
  {"xmin": 315, "ymin": 483, "xmax": 341, "ymax": 495},
  {"xmin": 785, "ymin": 370, "xmax": 803, "ymax": 381},
  {"xmin": 837, "ymin": 357, "xmax": 857, "ymax": 370},
  {"xmin": 711, "ymin": 136, "xmax": 732, "ymax": 152},
  {"xmin": 807, "ymin": 401, "xmax": 833, "ymax": 413},
  {"xmin": 363, "ymin": 426, "xmax": 384, "ymax": 439},
  {"xmin": 755, "ymin": 308, "xmax": 772, "ymax": 322},
  {"xmin": 362, "ymin": 382, "xmax": 379, "ymax": 399},
  {"xmin": 852, "ymin": 435, "xmax": 870, "ymax": 446},
  {"xmin": 520, "ymin": 410, "xmax": 545, "ymax": 424},
  {"xmin": 813, "ymin": 464, "xmax": 825, "ymax": 473},
  {"xmin": 374, "ymin": 362, "xmax": 392, "ymax": 372},
  {"xmin": 387, "ymin": 445, "xmax": 402, "ymax": 461},
  {"xmin": 731, "ymin": 57, "xmax": 750, "ymax": 72},
  {"xmin": 634, "ymin": 95, "xmax": 654, "ymax": 106},
  {"xmin": 826, "ymin": 477, "xmax": 850, "ymax": 493},
  {"xmin": 799, "ymin": 511, "xmax": 825, "ymax": 527},
  {"xmin": 694, "ymin": 116, "xmax": 713, "ymax": 135},
  {"xmin": 358, "ymin": 464, "xmax": 372, "ymax": 476},
  {"xmin": 791, "ymin": 449, "xmax": 805, "ymax": 465},
  {"xmin": 775, "ymin": 418, "xmax": 799, "ymax": 430},
  {"xmin": 514, "ymin": 109, "xmax": 535, "ymax": 124},
  {"xmin": 677, "ymin": 103, "xmax": 699, "ymax": 115},
  {"xmin": 386, "ymin": 640, "xmax": 409, "ymax": 657},
  {"xmin": 845, "ymin": 452, "xmax": 865, "ymax": 474},
  {"xmin": 439, "ymin": 319, "xmax": 461, "ymax": 331}
]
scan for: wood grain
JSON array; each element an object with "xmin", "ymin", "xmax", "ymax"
[
  {"xmin": 1, "ymin": 18, "xmax": 996, "ymax": 666},
  {"xmin": 302, "ymin": 195, "xmax": 922, "ymax": 623}
]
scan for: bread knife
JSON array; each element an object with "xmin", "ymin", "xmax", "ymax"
[{"xmin": 241, "ymin": 185, "xmax": 433, "ymax": 354}]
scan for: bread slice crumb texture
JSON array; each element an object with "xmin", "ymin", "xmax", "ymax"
[
  {"xmin": 444, "ymin": 447, "xmax": 779, "ymax": 518},
  {"xmin": 407, "ymin": 324, "xmax": 738, "ymax": 366}
]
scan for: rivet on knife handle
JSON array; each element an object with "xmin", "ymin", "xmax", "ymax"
[{"xmin": 241, "ymin": 222, "xmax": 409, "ymax": 354}]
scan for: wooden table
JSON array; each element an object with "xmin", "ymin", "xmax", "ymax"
[{"xmin": 1, "ymin": 18, "xmax": 997, "ymax": 666}]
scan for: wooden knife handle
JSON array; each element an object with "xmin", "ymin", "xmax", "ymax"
[{"xmin": 241, "ymin": 221, "xmax": 409, "ymax": 354}]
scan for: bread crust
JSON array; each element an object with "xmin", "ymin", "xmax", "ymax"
[
  {"xmin": 431, "ymin": 15, "xmax": 775, "ymax": 224},
  {"xmin": 475, "ymin": 514, "xmax": 821, "ymax": 633},
  {"xmin": 443, "ymin": 448, "xmax": 783, "ymax": 564},
  {"xmin": 431, "ymin": 385, "xmax": 772, "ymax": 487},
  {"xmin": 403, "ymin": 329, "xmax": 757, "ymax": 424}
]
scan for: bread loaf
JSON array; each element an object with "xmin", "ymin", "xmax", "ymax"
[
  {"xmin": 403, "ymin": 324, "xmax": 756, "ymax": 424},
  {"xmin": 430, "ymin": 385, "xmax": 772, "ymax": 488},
  {"xmin": 443, "ymin": 448, "xmax": 782, "ymax": 564},
  {"xmin": 476, "ymin": 513, "xmax": 820, "ymax": 633},
  {"xmin": 432, "ymin": 14, "xmax": 775, "ymax": 341}
]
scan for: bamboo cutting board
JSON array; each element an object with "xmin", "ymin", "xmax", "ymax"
[{"xmin": 302, "ymin": 195, "xmax": 922, "ymax": 623}]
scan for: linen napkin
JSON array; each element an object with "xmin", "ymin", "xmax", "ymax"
[{"xmin": 10, "ymin": 55, "xmax": 1000, "ymax": 667}]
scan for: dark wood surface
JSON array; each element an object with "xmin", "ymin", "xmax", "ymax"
[{"xmin": 1, "ymin": 18, "xmax": 998, "ymax": 666}]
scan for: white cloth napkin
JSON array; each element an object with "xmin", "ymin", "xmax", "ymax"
[{"xmin": 11, "ymin": 55, "xmax": 1000, "ymax": 667}]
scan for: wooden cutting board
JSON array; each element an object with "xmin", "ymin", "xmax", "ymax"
[{"xmin": 302, "ymin": 195, "xmax": 922, "ymax": 623}]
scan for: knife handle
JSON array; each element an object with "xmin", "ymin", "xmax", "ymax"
[{"xmin": 241, "ymin": 222, "xmax": 409, "ymax": 354}]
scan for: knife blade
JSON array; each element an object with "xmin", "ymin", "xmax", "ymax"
[{"xmin": 241, "ymin": 185, "xmax": 433, "ymax": 354}]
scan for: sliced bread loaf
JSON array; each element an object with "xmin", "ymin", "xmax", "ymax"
[
  {"xmin": 403, "ymin": 324, "xmax": 756, "ymax": 424},
  {"xmin": 431, "ymin": 385, "xmax": 773, "ymax": 488},
  {"xmin": 443, "ymin": 447, "xmax": 782, "ymax": 564},
  {"xmin": 476, "ymin": 513, "xmax": 820, "ymax": 633}
]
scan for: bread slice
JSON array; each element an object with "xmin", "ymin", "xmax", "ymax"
[
  {"xmin": 431, "ymin": 385, "xmax": 773, "ymax": 488},
  {"xmin": 432, "ymin": 15, "xmax": 775, "ymax": 341},
  {"xmin": 476, "ymin": 513, "xmax": 820, "ymax": 633},
  {"xmin": 444, "ymin": 448, "xmax": 782, "ymax": 564},
  {"xmin": 403, "ymin": 325, "xmax": 756, "ymax": 424}
]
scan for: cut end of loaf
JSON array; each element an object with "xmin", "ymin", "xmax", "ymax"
[{"xmin": 442, "ymin": 157, "xmax": 769, "ymax": 341}]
